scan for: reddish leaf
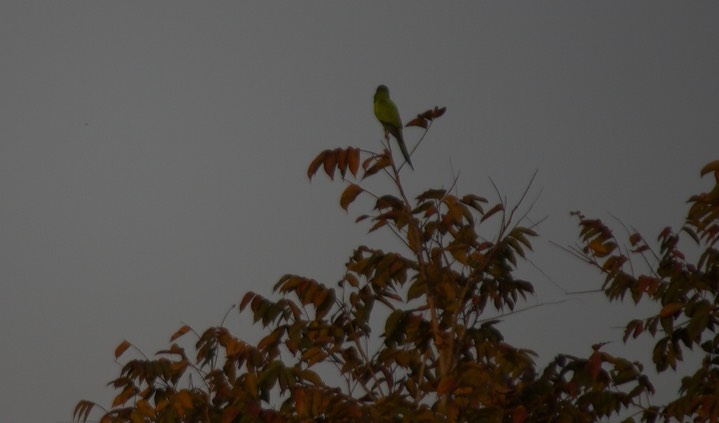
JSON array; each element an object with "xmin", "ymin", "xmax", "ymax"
[
  {"xmin": 623, "ymin": 320, "xmax": 644, "ymax": 342},
  {"xmin": 307, "ymin": 150, "xmax": 329, "ymax": 180},
  {"xmin": 588, "ymin": 351, "xmax": 602, "ymax": 380},
  {"xmin": 431, "ymin": 106, "xmax": 447, "ymax": 119},
  {"xmin": 114, "ymin": 340, "xmax": 131, "ymax": 359},
  {"xmin": 418, "ymin": 109, "xmax": 434, "ymax": 120},
  {"xmin": 239, "ymin": 291, "xmax": 257, "ymax": 311},
  {"xmin": 659, "ymin": 303, "xmax": 684, "ymax": 318},
  {"xmin": 480, "ymin": 203, "xmax": 504, "ymax": 222},
  {"xmin": 170, "ymin": 325, "xmax": 191, "ymax": 342},
  {"xmin": 511, "ymin": 405, "xmax": 528, "ymax": 423},
  {"xmin": 323, "ymin": 151, "xmax": 337, "ymax": 180},
  {"xmin": 336, "ymin": 148, "xmax": 348, "ymax": 177},
  {"xmin": 405, "ymin": 117, "xmax": 428, "ymax": 129},
  {"xmin": 355, "ymin": 214, "xmax": 369, "ymax": 222}
]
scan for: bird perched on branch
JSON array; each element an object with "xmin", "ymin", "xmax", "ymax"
[{"xmin": 373, "ymin": 85, "xmax": 413, "ymax": 170}]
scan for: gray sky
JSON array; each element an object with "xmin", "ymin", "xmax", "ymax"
[{"xmin": 1, "ymin": 3, "xmax": 717, "ymax": 422}]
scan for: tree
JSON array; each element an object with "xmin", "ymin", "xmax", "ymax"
[{"xmin": 74, "ymin": 97, "xmax": 719, "ymax": 422}]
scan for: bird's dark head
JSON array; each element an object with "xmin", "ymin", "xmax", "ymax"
[{"xmin": 376, "ymin": 85, "xmax": 389, "ymax": 95}]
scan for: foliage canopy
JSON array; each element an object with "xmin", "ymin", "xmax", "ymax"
[{"xmin": 74, "ymin": 97, "xmax": 719, "ymax": 422}]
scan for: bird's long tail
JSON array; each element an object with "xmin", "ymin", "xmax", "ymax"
[{"xmin": 396, "ymin": 139, "xmax": 414, "ymax": 170}]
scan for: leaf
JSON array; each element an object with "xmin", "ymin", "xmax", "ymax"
[
  {"xmin": 659, "ymin": 303, "xmax": 683, "ymax": 318},
  {"xmin": 115, "ymin": 340, "xmax": 131, "ymax": 359},
  {"xmin": 417, "ymin": 189, "xmax": 447, "ymax": 201},
  {"xmin": 362, "ymin": 155, "xmax": 391, "ymax": 178},
  {"xmin": 587, "ymin": 351, "xmax": 603, "ymax": 380},
  {"xmin": 480, "ymin": 203, "xmax": 503, "ymax": 222},
  {"xmin": 628, "ymin": 232, "xmax": 643, "ymax": 246},
  {"xmin": 301, "ymin": 347, "xmax": 327, "ymax": 366},
  {"xmin": 307, "ymin": 150, "xmax": 329, "ymax": 180},
  {"xmin": 170, "ymin": 325, "xmax": 191, "ymax": 342},
  {"xmin": 700, "ymin": 160, "xmax": 719, "ymax": 178},
  {"xmin": 336, "ymin": 148, "xmax": 348, "ymax": 178},
  {"xmin": 437, "ymin": 377, "xmax": 457, "ymax": 394},
  {"xmin": 588, "ymin": 239, "xmax": 615, "ymax": 257},
  {"xmin": 623, "ymin": 320, "xmax": 644, "ymax": 342},
  {"xmin": 135, "ymin": 399, "xmax": 155, "ymax": 418},
  {"xmin": 316, "ymin": 288, "xmax": 335, "ymax": 320},
  {"xmin": 340, "ymin": 184, "xmax": 363, "ymax": 211},
  {"xmin": 355, "ymin": 214, "xmax": 370, "ymax": 222},
  {"xmin": 407, "ymin": 224, "xmax": 423, "ymax": 253},
  {"xmin": 322, "ymin": 151, "xmax": 337, "ymax": 180},
  {"xmin": 384, "ymin": 310, "xmax": 404, "ymax": 338},
  {"xmin": 405, "ymin": 117, "xmax": 428, "ymax": 129},
  {"xmin": 239, "ymin": 291, "xmax": 257, "ymax": 311},
  {"xmin": 511, "ymin": 405, "xmax": 528, "ymax": 423},
  {"xmin": 174, "ymin": 390, "xmax": 193, "ymax": 413},
  {"xmin": 112, "ymin": 384, "xmax": 138, "ymax": 407},
  {"xmin": 299, "ymin": 369, "xmax": 323, "ymax": 386},
  {"xmin": 431, "ymin": 106, "xmax": 447, "ymax": 119},
  {"xmin": 686, "ymin": 300, "xmax": 711, "ymax": 341},
  {"xmin": 73, "ymin": 400, "xmax": 96, "ymax": 422},
  {"xmin": 407, "ymin": 279, "xmax": 426, "ymax": 300},
  {"xmin": 347, "ymin": 147, "xmax": 360, "ymax": 176},
  {"xmin": 257, "ymin": 329, "xmax": 282, "ymax": 352},
  {"xmin": 221, "ymin": 406, "xmax": 241, "ymax": 423}
]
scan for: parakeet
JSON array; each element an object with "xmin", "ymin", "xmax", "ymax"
[{"xmin": 373, "ymin": 85, "xmax": 413, "ymax": 170}]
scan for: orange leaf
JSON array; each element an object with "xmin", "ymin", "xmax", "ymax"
[
  {"xmin": 239, "ymin": 291, "xmax": 257, "ymax": 311},
  {"xmin": 700, "ymin": 160, "xmax": 719, "ymax": 180},
  {"xmin": 170, "ymin": 325, "xmax": 191, "ymax": 341},
  {"xmin": 340, "ymin": 184, "xmax": 363, "ymax": 211},
  {"xmin": 112, "ymin": 385, "xmax": 137, "ymax": 407},
  {"xmin": 294, "ymin": 388, "xmax": 308, "ymax": 417},
  {"xmin": 437, "ymin": 377, "xmax": 457, "ymax": 394},
  {"xmin": 73, "ymin": 400, "xmax": 96, "ymax": 422},
  {"xmin": 136, "ymin": 399, "xmax": 154, "ymax": 417},
  {"xmin": 174, "ymin": 390, "xmax": 193, "ymax": 411},
  {"xmin": 114, "ymin": 340, "xmax": 131, "ymax": 359},
  {"xmin": 660, "ymin": 302, "xmax": 684, "ymax": 318},
  {"xmin": 407, "ymin": 225, "xmax": 423, "ymax": 254},
  {"xmin": 588, "ymin": 239, "xmax": 611, "ymax": 257},
  {"xmin": 347, "ymin": 147, "xmax": 360, "ymax": 176},
  {"xmin": 307, "ymin": 150, "xmax": 329, "ymax": 180}
]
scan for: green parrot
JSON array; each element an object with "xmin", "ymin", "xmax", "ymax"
[{"xmin": 373, "ymin": 85, "xmax": 413, "ymax": 170}]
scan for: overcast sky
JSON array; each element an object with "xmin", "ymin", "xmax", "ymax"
[{"xmin": 1, "ymin": 3, "xmax": 718, "ymax": 422}]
